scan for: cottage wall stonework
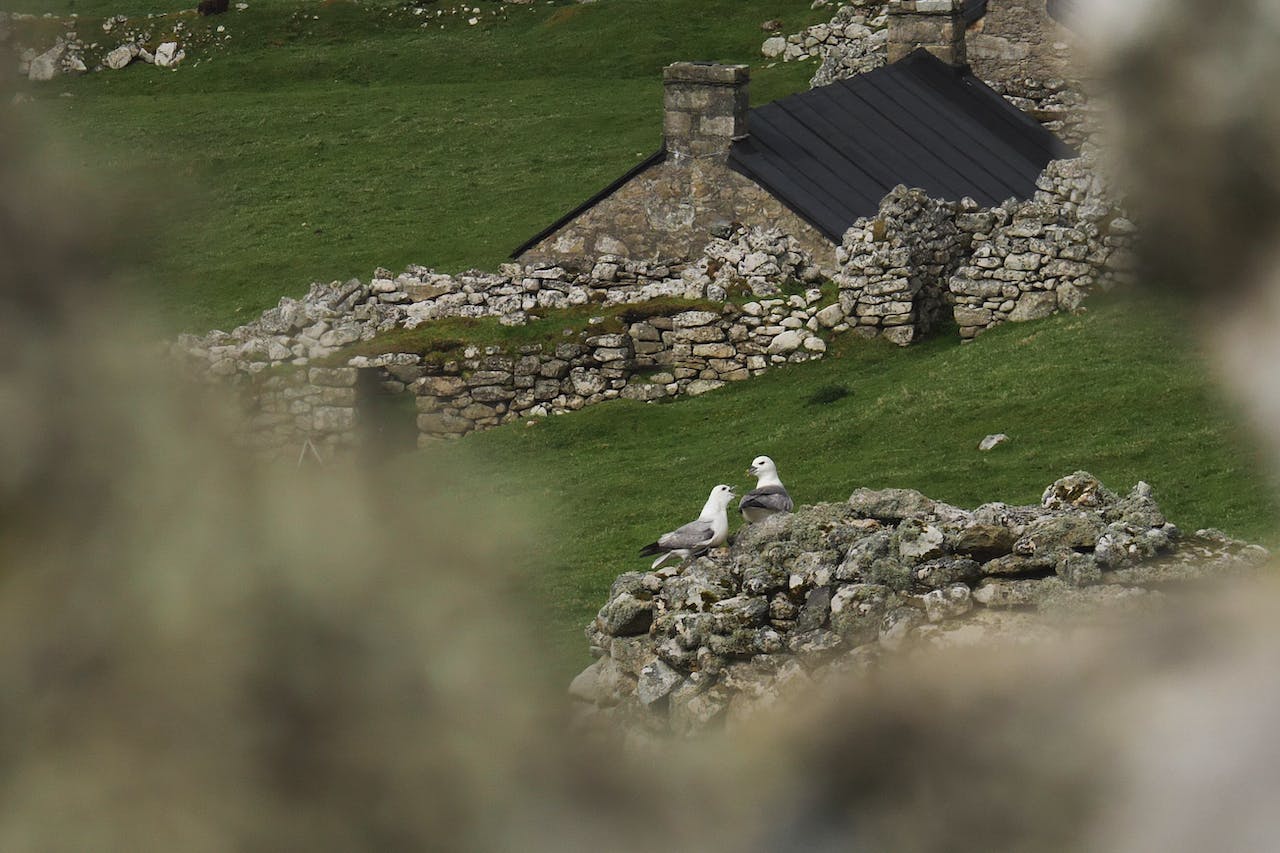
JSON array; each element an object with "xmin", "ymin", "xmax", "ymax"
[
  {"xmin": 517, "ymin": 160, "xmax": 836, "ymax": 270},
  {"xmin": 965, "ymin": 0, "xmax": 1075, "ymax": 89}
]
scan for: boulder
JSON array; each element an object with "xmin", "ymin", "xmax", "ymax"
[
  {"xmin": 104, "ymin": 43, "xmax": 138, "ymax": 70},
  {"xmin": 767, "ymin": 329, "xmax": 806, "ymax": 355},
  {"xmin": 154, "ymin": 42, "xmax": 185, "ymax": 68}
]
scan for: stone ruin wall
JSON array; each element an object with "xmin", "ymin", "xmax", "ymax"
[
  {"xmin": 570, "ymin": 472, "xmax": 1270, "ymax": 736},
  {"xmin": 834, "ymin": 155, "xmax": 1133, "ymax": 344},
  {"xmin": 516, "ymin": 159, "xmax": 836, "ymax": 271},
  {"xmin": 410, "ymin": 297, "xmax": 837, "ymax": 442},
  {"xmin": 185, "ymin": 156, "xmax": 1131, "ymax": 457},
  {"xmin": 767, "ymin": 1, "xmax": 1094, "ymax": 148},
  {"xmin": 835, "ymin": 186, "xmax": 976, "ymax": 346},
  {"xmin": 949, "ymin": 156, "xmax": 1133, "ymax": 338},
  {"xmin": 244, "ymin": 294, "xmax": 842, "ymax": 455},
  {"xmin": 184, "ymin": 226, "xmax": 846, "ymax": 458}
]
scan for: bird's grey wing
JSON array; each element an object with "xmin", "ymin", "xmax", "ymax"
[
  {"xmin": 657, "ymin": 519, "xmax": 716, "ymax": 550},
  {"xmin": 739, "ymin": 484, "xmax": 794, "ymax": 513}
]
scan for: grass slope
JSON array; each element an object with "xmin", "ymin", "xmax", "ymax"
[
  {"xmin": 17, "ymin": 0, "xmax": 826, "ymax": 331},
  {"xmin": 419, "ymin": 294, "xmax": 1278, "ymax": 671}
]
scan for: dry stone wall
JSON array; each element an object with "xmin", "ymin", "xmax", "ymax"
[
  {"xmin": 987, "ymin": 77, "xmax": 1095, "ymax": 149},
  {"xmin": 834, "ymin": 186, "xmax": 975, "ymax": 345},
  {"xmin": 949, "ymin": 156, "xmax": 1134, "ymax": 339},
  {"xmin": 175, "ymin": 226, "xmax": 829, "ymax": 379},
  {"xmin": 182, "ymin": 160, "xmax": 1132, "ymax": 454},
  {"xmin": 239, "ymin": 367, "xmax": 362, "ymax": 457},
  {"xmin": 570, "ymin": 472, "xmax": 1270, "ymax": 735},
  {"xmin": 763, "ymin": 2, "xmax": 1094, "ymax": 146},
  {"xmin": 385, "ymin": 295, "xmax": 835, "ymax": 442},
  {"xmin": 827, "ymin": 158, "xmax": 1133, "ymax": 345}
]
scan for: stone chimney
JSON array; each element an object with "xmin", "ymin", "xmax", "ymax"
[
  {"xmin": 662, "ymin": 62, "xmax": 749, "ymax": 162},
  {"xmin": 887, "ymin": 0, "xmax": 968, "ymax": 66}
]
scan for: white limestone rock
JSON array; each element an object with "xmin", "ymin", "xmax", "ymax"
[
  {"xmin": 27, "ymin": 44, "xmax": 64, "ymax": 80},
  {"xmin": 154, "ymin": 41, "xmax": 185, "ymax": 68},
  {"xmin": 104, "ymin": 43, "xmax": 137, "ymax": 69}
]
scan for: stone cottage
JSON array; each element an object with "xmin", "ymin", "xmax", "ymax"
[{"xmin": 513, "ymin": 0, "xmax": 1073, "ymax": 269}]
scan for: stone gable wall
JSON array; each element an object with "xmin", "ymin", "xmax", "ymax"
[{"xmin": 516, "ymin": 160, "xmax": 837, "ymax": 270}]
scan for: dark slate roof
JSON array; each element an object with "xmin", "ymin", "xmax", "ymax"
[{"xmin": 726, "ymin": 49, "xmax": 1074, "ymax": 243}]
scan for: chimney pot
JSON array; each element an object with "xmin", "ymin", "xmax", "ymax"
[{"xmin": 886, "ymin": 0, "xmax": 968, "ymax": 67}]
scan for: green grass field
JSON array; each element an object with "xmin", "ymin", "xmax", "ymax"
[
  {"xmin": 15, "ymin": 0, "xmax": 825, "ymax": 332},
  {"xmin": 416, "ymin": 293, "xmax": 1279, "ymax": 672},
  {"xmin": 12, "ymin": 0, "xmax": 1279, "ymax": 676}
]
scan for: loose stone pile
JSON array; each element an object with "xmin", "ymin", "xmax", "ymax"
[
  {"xmin": 687, "ymin": 225, "xmax": 826, "ymax": 299},
  {"xmin": 12, "ymin": 23, "xmax": 190, "ymax": 80},
  {"xmin": 761, "ymin": 1, "xmax": 887, "ymax": 82},
  {"xmin": 949, "ymin": 155, "xmax": 1134, "ymax": 339},
  {"xmin": 570, "ymin": 472, "xmax": 1270, "ymax": 735}
]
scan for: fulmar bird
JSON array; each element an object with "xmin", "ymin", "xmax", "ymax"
[
  {"xmin": 739, "ymin": 455, "xmax": 794, "ymax": 523},
  {"xmin": 639, "ymin": 484, "xmax": 737, "ymax": 569}
]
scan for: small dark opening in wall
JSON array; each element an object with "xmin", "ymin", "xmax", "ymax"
[{"xmin": 355, "ymin": 368, "xmax": 418, "ymax": 456}]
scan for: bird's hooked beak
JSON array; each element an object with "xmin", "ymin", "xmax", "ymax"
[{"xmin": 746, "ymin": 467, "xmax": 755, "ymax": 477}]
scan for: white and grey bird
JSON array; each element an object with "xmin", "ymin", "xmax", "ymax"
[
  {"xmin": 639, "ymin": 484, "xmax": 737, "ymax": 569},
  {"xmin": 738, "ymin": 455, "xmax": 794, "ymax": 523}
]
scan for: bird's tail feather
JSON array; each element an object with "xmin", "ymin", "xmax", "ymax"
[{"xmin": 638, "ymin": 542, "xmax": 662, "ymax": 557}]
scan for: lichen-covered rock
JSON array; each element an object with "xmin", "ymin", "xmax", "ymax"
[
  {"xmin": 1041, "ymin": 471, "xmax": 1119, "ymax": 511},
  {"xmin": 950, "ymin": 521, "xmax": 1017, "ymax": 558},
  {"xmin": 848, "ymin": 487, "xmax": 938, "ymax": 521},
  {"xmin": 922, "ymin": 584, "xmax": 974, "ymax": 622},
  {"xmin": 1014, "ymin": 511, "xmax": 1105, "ymax": 555},
  {"xmin": 830, "ymin": 583, "xmax": 898, "ymax": 645},
  {"xmin": 572, "ymin": 473, "xmax": 1267, "ymax": 735},
  {"xmin": 911, "ymin": 556, "xmax": 981, "ymax": 591},
  {"xmin": 895, "ymin": 519, "xmax": 947, "ymax": 561},
  {"xmin": 1057, "ymin": 552, "xmax": 1102, "ymax": 587},
  {"xmin": 598, "ymin": 592, "xmax": 653, "ymax": 637},
  {"xmin": 636, "ymin": 659, "xmax": 684, "ymax": 707}
]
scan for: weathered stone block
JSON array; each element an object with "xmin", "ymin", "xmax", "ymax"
[
  {"xmin": 313, "ymin": 406, "xmax": 356, "ymax": 433},
  {"xmin": 308, "ymin": 367, "xmax": 357, "ymax": 387},
  {"xmin": 417, "ymin": 413, "xmax": 473, "ymax": 435},
  {"xmin": 1008, "ymin": 291, "xmax": 1057, "ymax": 322}
]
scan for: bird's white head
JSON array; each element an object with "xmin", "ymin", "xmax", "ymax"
[
  {"xmin": 748, "ymin": 455, "xmax": 778, "ymax": 479},
  {"xmin": 709, "ymin": 483, "xmax": 737, "ymax": 507}
]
